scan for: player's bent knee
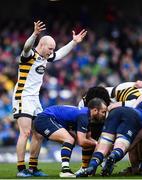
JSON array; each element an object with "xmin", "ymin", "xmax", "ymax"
[
  {"xmin": 20, "ymin": 129, "xmax": 31, "ymax": 138},
  {"xmin": 115, "ymin": 134, "xmax": 130, "ymax": 151},
  {"xmin": 33, "ymin": 131, "xmax": 43, "ymax": 140},
  {"xmin": 65, "ymin": 136, "xmax": 75, "ymax": 145},
  {"xmin": 62, "ymin": 133, "xmax": 75, "ymax": 144},
  {"xmin": 99, "ymin": 132, "xmax": 115, "ymax": 145}
]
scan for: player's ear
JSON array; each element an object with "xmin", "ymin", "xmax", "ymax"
[{"xmin": 92, "ymin": 108, "xmax": 98, "ymax": 114}]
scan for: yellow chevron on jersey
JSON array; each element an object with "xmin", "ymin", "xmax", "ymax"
[
  {"xmin": 16, "ymin": 60, "xmax": 35, "ymax": 98},
  {"xmin": 16, "ymin": 86, "xmax": 24, "ymax": 91},
  {"xmin": 19, "ymin": 72, "xmax": 28, "ymax": 77},
  {"xmin": 13, "ymin": 49, "xmax": 49, "ymax": 102},
  {"xmin": 18, "ymin": 79, "xmax": 26, "ymax": 84},
  {"xmin": 117, "ymin": 87, "xmax": 134, "ymax": 101},
  {"xmin": 116, "ymin": 87, "xmax": 141, "ymax": 101},
  {"xmin": 19, "ymin": 65, "xmax": 33, "ymax": 70}
]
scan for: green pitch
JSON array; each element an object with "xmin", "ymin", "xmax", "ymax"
[{"xmin": 0, "ymin": 161, "xmax": 141, "ymax": 179}]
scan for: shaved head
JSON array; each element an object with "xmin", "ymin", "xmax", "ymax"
[
  {"xmin": 39, "ymin": 36, "xmax": 56, "ymax": 47},
  {"xmin": 36, "ymin": 35, "xmax": 56, "ymax": 58}
]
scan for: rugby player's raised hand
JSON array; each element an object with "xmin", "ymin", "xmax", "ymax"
[
  {"xmin": 23, "ymin": 21, "xmax": 46, "ymax": 54},
  {"xmin": 72, "ymin": 29, "xmax": 87, "ymax": 44},
  {"xmin": 33, "ymin": 20, "xmax": 46, "ymax": 36}
]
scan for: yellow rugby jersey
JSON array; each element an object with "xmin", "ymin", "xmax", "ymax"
[{"xmin": 13, "ymin": 50, "xmax": 55, "ymax": 100}]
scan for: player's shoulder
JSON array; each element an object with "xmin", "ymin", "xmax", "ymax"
[
  {"xmin": 116, "ymin": 82, "xmax": 135, "ymax": 91},
  {"xmin": 78, "ymin": 107, "xmax": 89, "ymax": 115},
  {"xmin": 21, "ymin": 49, "xmax": 34, "ymax": 57},
  {"xmin": 47, "ymin": 52, "xmax": 56, "ymax": 62}
]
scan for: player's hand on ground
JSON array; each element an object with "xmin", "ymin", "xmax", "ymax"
[
  {"xmin": 72, "ymin": 29, "xmax": 87, "ymax": 43},
  {"xmin": 34, "ymin": 20, "xmax": 46, "ymax": 36}
]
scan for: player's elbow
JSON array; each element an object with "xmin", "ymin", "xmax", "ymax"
[
  {"xmin": 77, "ymin": 139, "xmax": 85, "ymax": 147},
  {"xmin": 23, "ymin": 47, "xmax": 30, "ymax": 54}
]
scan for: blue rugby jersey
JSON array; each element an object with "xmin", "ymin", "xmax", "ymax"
[{"xmin": 38, "ymin": 105, "xmax": 90, "ymax": 132}]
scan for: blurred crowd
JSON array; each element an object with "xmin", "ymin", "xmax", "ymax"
[{"xmin": 1, "ymin": 4, "xmax": 142, "ymax": 146}]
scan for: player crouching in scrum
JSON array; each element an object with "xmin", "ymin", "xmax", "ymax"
[
  {"xmin": 76, "ymin": 95, "xmax": 142, "ymax": 177},
  {"xmin": 33, "ymin": 98, "xmax": 107, "ymax": 178},
  {"xmin": 76, "ymin": 81, "xmax": 142, "ymax": 176}
]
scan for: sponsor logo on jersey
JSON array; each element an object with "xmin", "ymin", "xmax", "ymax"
[
  {"xmin": 13, "ymin": 108, "xmax": 17, "ymax": 113},
  {"xmin": 127, "ymin": 130, "xmax": 132, "ymax": 137},
  {"xmin": 44, "ymin": 129, "xmax": 50, "ymax": 136},
  {"xmin": 81, "ymin": 127, "xmax": 87, "ymax": 131},
  {"xmin": 37, "ymin": 57, "xmax": 42, "ymax": 61},
  {"xmin": 35, "ymin": 65, "xmax": 46, "ymax": 74}
]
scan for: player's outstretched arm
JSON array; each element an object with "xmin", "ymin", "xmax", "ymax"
[
  {"xmin": 23, "ymin": 20, "xmax": 46, "ymax": 55},
  {"xmin": 54, "ymin": 29, "xmax": 87, "ymax": 61}
]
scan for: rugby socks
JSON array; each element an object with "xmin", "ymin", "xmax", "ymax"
[
  {"xmin": 81, "ymin": 147, "xmax": 94, "ymax": 168},
  {"xmin": 29, "ymin": 157, "xmax": 38, "ymax": 171},
  {"xmin": 17, "ymin": 161, "xmax": 26, "ymax": 172},
  {"xmin": 61, "ymin": 142, "xmax": 74, "ymax": 169},
  {"xmin": 109, "ymin": 148, "xmax": 124, "ymax": 162},
  {"xmin": 89, "ymin": 152, "xmax": 104, "ymax": 169}
]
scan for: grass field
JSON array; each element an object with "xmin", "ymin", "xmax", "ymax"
[{"xmin": 0, "ymin": 161, "xmax": 141, "ymax": 179}]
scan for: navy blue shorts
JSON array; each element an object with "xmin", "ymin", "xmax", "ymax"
[
  {"xmin": 103, "ymin": 107, "xmax": 142, "ymax": 142},
  {"xmin": 34, "ymin": 114, "xmax": 62, "ymax": 139}
]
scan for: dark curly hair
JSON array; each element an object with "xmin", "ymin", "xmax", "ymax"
[{"xmin": 83, "ymin": 86, "xmax": 111, "ymax": 106}]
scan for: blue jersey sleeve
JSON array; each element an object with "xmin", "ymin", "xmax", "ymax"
[{"xmin": 77, "ymin": 114, "xmax": 89, "ymax": 133}]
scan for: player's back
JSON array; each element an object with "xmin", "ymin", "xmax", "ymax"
[
  {"xmin": 107, "ymin": 82, "xmax": 142, "ymax": 102},
  {"xmin": 40, "ymin": 105, "xmax": 89, "ymax": 128}
]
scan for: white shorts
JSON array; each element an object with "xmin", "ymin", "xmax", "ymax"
[{"xmin": 12, "ymin": 95, "xmax": 43, "ymax": 119}]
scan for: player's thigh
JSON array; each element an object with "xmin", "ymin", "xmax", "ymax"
[
  {"xmin": 34, "ymin": 115, "xmax": 74, "ymax": 143},
  {"xmin": 117, "ymin": 121, "xmax": 141, "ymax": 143},
  {"xmin": 17, "ymin": 116, "xmax": 32, "ymax": 133},
  {"xmin": 34, "ymin": 115, "xmax": 62, "ymax": 138},
  {"xmin": 103, "ymin": 108, "xmax": 122, "ymax": 134},
  {"xmin": 49, "ymin": 128, "xmax": 74, "ymax": 143}
]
